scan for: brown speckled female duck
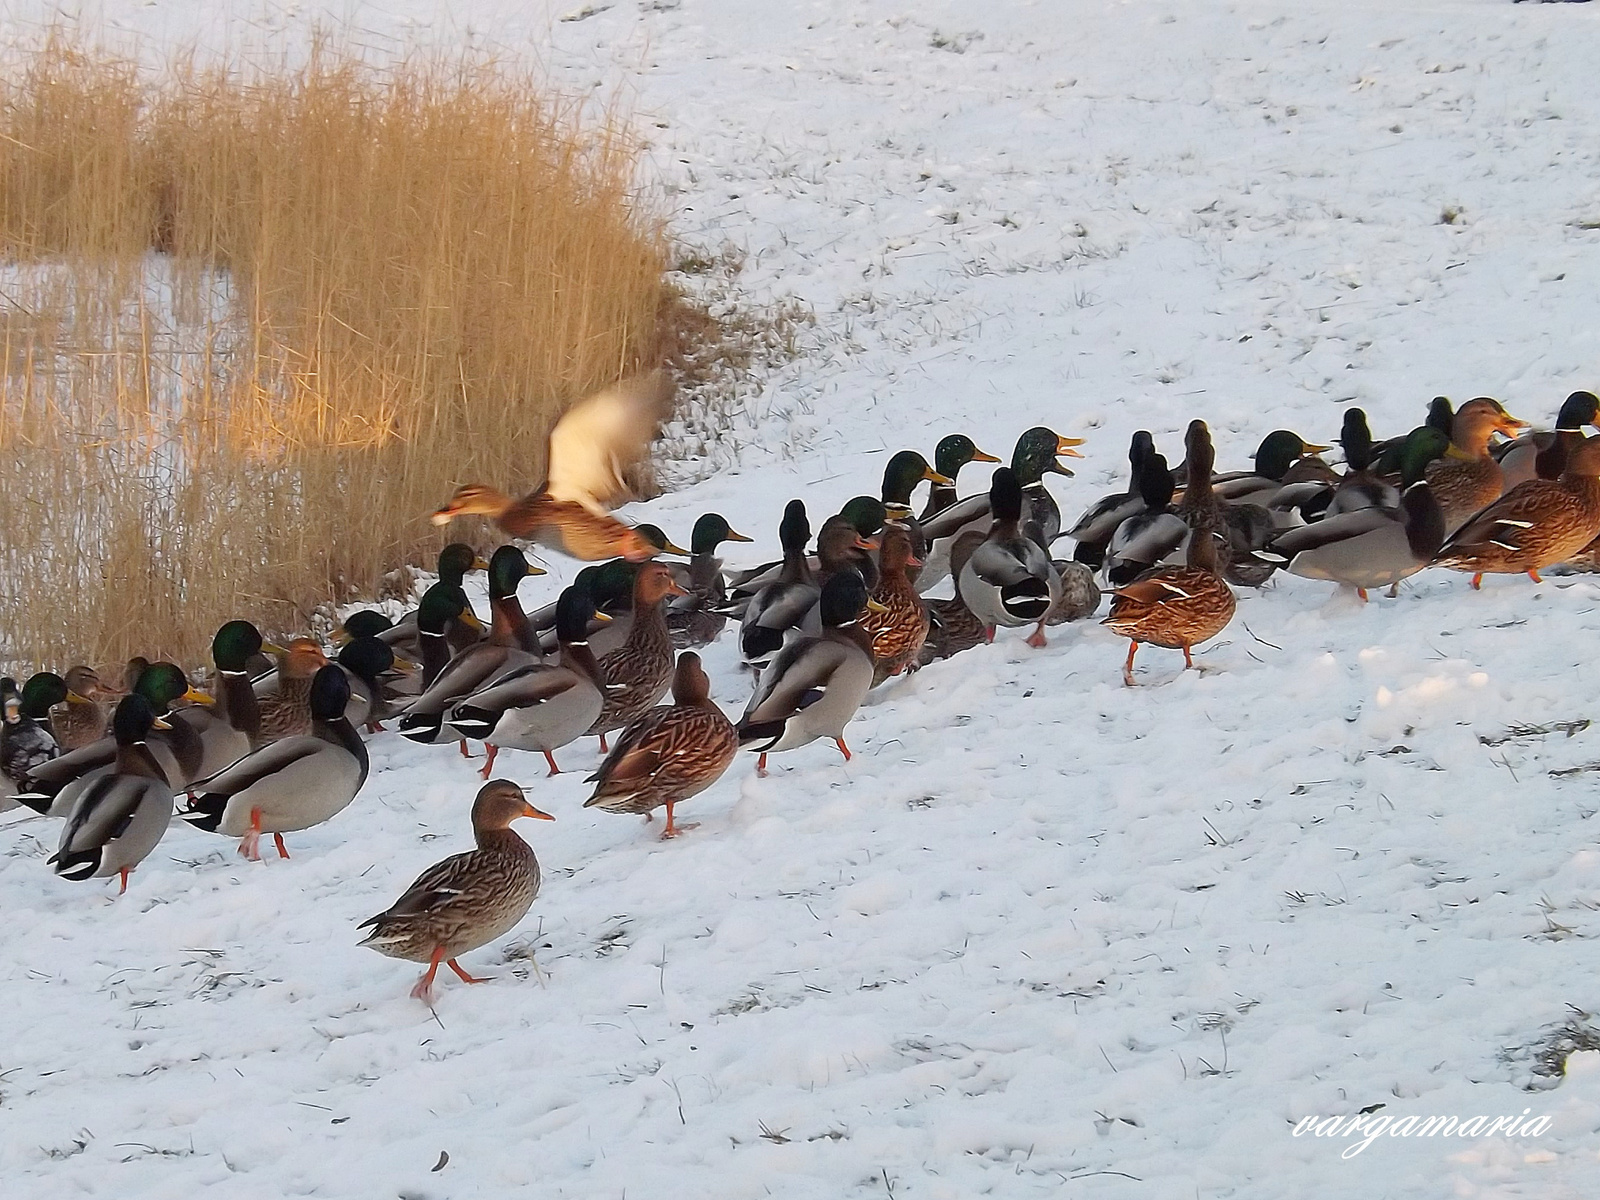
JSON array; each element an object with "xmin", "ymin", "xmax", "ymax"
[
  {"xmin": 1104, "ymin": 516, "xmax": 1236, "ymax": 686},
  {"xmin": 254, "ymin": 639, "xmax": 330, "ymax": 743},
  {"xmin": 1424, "ymin": 397, "xmax": 1528, "ymax": 531},
  {"xmin": 359, "ymin": 779, "xmax": 554, "ymax": 1002},
  {"xmin": 54, "ymin": 667, "xmax": 112, "ymax": 751},
  {"xmin": 586, "ymin": 562, "xmax": 689, "ymax": 752},
  {"xmin": 584, "ymin": 653, "xmax": 737, "ymax": 838},
  {"xmin": 859, "ymin": 525, "xmax": 930, "ymax": 685}
]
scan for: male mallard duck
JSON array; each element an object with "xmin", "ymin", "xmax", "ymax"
[
  {"xmin": 363, "ymin": 544, "xmax": 490, "ymax": 659},
  {"xmin": 14, "ymin": 664, "xmax": 213, "ymax": 814},
  {"xmin": 667, "ymin": 513, "xmax": 752, "ymax": 650},
  {"xmin": 54, "ymin": 667, "xmax": 114, "ymax": 751},
  {"xmin": 919, "ymin": 531, "xmax": 989, "ymax": 664},
  {"xmin": 1263, "ymin": 427, "xmax": 1449, "ymax": 600},
  {"xmin": 584, "ymin": 652, "xmax": 737, "ymax": 838},
  {"xmin": 50, "ymin": 695, "xmax": 173, "ymax": 894},
  {"xmin": 727, "ymin": 496, "xmax": 887, "ymax": 597},
  {"xmin": 879, "ymin": 448, "xmax": 953, "ymax": 559},
  {"xmin": 1104, "ymin": 450, "xmax": 1187, "ymax": 586},
  {"xmin": 2, "ymin": 673, "xmax": 76, "ymax": 794},
  {"xmin": 398, "ymin": 546, "xmax": 545, "ymax": 747},
  {"xmin": 957, "ymin": 467, "xmax": 1062, "ymax": 648},
  {"xmin": 449, "ymin": 585, "xmax": 610, "ymax": 778},
  {"xmin": 1495, "ymin": 390, "xmax": 1600, "ymax": 491},
  {"xmin": 739, "ymin": 501, "xmax": 819, "ymax": 666},
  {"xmin": 919, "ymin": 427, "xmax": 1084, "ymax": 587},
  {"xmin": 1267, "ymin": 408, "xmax": 1394, "ymax": 524},
  {"xmin": 1067, "ymin": 430, "xmax": 1156, "ymax": 569},
  {"xmin": 177, "ymin": 621, "xmax": 280, "ymax": 772},
  {"xmin": 586, "ymin": 562, "xmax": 689, "ymax": 752},
  {"xmin": 1371, "ymin": 397, "xmax": 1454, "ymax": 477},
  {"xmin": 180, "ymin": 666, "xmax": 369, "ymax": 861},
  {"xmin": 859, "ymin": 525, "xmax": 930, "ymax": 684},
  {"xmin": 1208, "ymin": 430, "xmax": 1332, "ymax": 507},
  {"xmin": 411, "ymin": 587, "xmax": 485, "ymax": 689},
  {"xmin": 359, "ymin": 779, "xmax": 554, "ymax": 1002},
  {"xmin": 1433, "ymin": 434, "xmax": 1600, "ymax": 587},
  {"xmin": 1424, "ymin": 397, "xmax": 1529, "ymax": 531},
  {"xmin": 1104, "ymin": 515, "xmax": 1236, "ymax": 686},
  {"xmin": 918, "ymin": 434, "xmax": 1001, "ymax": 523},
  {"xmin": 336, "ymin": 636, "xmax": 408, "ymax": 732},
  {"xmin": 431, "ymin": 370, "xmax": 674, "ymax": 561},
  {"xmin": 737, "ymin": 573, "xmax": 884, "ymax": 775}
]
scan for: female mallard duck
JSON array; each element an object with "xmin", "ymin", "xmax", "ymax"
[
  {"xmin": 919, "ymin": 531, "xmax": 988, "ymax": 664},
  {"xmin": 1424, "ymin": 397, "xmax": 1529, "ymax": 531},
  {"xmin": 956, "ymin": 467, "xmax": 1062, "ymax": 648},
  {"xmin": 1104, "ymin": 450, "xmax": 1187, "ymax": 586},
  {"xmin": 1262, "ymin": 427, "xmax": 1448, "ymax": 600},
  {"xmin": 398, "ymin": 547, "xmax": 545, "ymax": 747},
  {"xmin": 253, "ymin": 639, "xmax": 332, "ymax": 742},
  {"xmin": 2, "ymin": 673, "xmax": 75, "ymax": 793},
  {"xmin": 1209, "ymin": 430, "xmax": 1332, "ymax": 507},
  {"xmin": 54, "ymin": 667, "xmax": 113, "ymax": 751},
  {"xmin": 431, "ymin": 370, "xmax": 673, "ymax": 561},
  {"xmin": 737, "ymin": 573, "xmax": 884, "ymax": 775},
  {"xmin": 859, "ymin": 524, "xmax": 930, "ymax": 685},
  {"xmin": 13, "ymin": 664, "xmax": 213, "ymax": 815},
  {"xmin": 667, "ymin": 513, "xmax": 752, "ymax": 649},
  {"xmin": 1433, "ymin": 433, "xmax": 1600, "ymax": 587},
  {"xmin": 179, "ymin": 666, "xmax": 369, "ymax": 861},
  {"xmin": 50, "ymin": 695, "xmax": 173, "ymax": 894},
  {"xmin": 1162, "ymin": 419, "xmax": 1277, "ymax": 587},
  {"xmin": 920, "ymin": 427, "xmax": 1084, "ymax": 588},
  {"xmin": 1067, "ymin": 430, "xmax": 1156, "ymax": 569},
  {"xmin": 918, "ymin": 434, "xmax": 1001, "ymax": 523},
  {"xmin": 449, "ymin": 585, "xmax": 610, "ymax": 778},
  {"xmin": 587, "ymin": 562, "xmax": 689, "ymax": 752},
  {"xmin": 359, "ymin": 778, "xmax": 554, "ymax": 1002},
  {"xmin": 584, "ymin": 652, "xmax": 737, "ymax": 838},
  {"xmin": 1104, "ymin": 517, "xmax": 1236, "ymax": 686},
  {"xmin": 1495, "ymin": 390, "xmax": 1600, "ymax": 491},
  {"xmin": 1046, "ymin": 559, "xmax": 1102, "ymax": 624}
]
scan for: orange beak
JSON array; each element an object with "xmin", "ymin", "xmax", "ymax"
[
  {"xmin": 665, "ymin": 578, "xmax": 691, "ymax": 598},
  {"xmin": 1056, "ymin": 435, "xmax": 1087, "ymax": 459},
  {"xmin": 725, "ymin": 529, "xmax": 754, "ymax": 543},
  {"xmin": 905, "ymin": 554, "xmax": 924, "ymax": 568},
  {"xmin": 970, "ymin": 448, "xmax": 1001, "ymax": 463},
  {"xmin": 853, "ymin": 535, "xmax": 880, "ymax": 552},
  {"xmin": 520, "ymin": 803, "xmax": 556, "ymax": 821}
]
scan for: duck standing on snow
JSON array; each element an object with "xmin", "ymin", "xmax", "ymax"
[
  {"xmin": 1207, "ymin": 430, "xmax": 1331, "ymax": 508},
  {"xmin": 668, "ymin": 513, "xmax": 752, "ymax": 649},
  {"xmin": 1433, "ymin": 434, "xmax": 1600, "ymax": 587},
  {"xmin": 448, "ymin": 585, "xmax": 611, "ymax": 778},
  {"xmin": 957, "ymin": 467, "xmax": 1062, "ymax": 648},
  {"xmin": 918, "ymin": 434, "xmax": 1001, "ymax": 523},
  {"xmin": 584, "ymin": 652, "xmax": 738, "ymax": 838},
  {"xmin": 50, "ymin": 695, "xmax": 174, "ymax": 895},
  {"xmin": 1103, "ymin": 450, "xmax": 1187, "ymax": 586},
  {"xmin": 1262, "ymin": 427, "xmax": 1449, "ymax": 601},
  {"xmin": 586, "ymin": 562, "xmax": 689, "ymax": 753},
  {"xmin": 738, "ymin": 572, "xmax": 884, "ymax": 775},
  {"xmin": 1, "ymin": 673, "xmax": 75, "ymax": 794},
  {"xmin": 254, "ymin": 639, "xmax": 331, "ymax": 742},
  {"xmin": 739, "ymin": 501, "xmax": 819, "ymax": 666},
  {"xmin": 919, "ymin": 531, "xmax": 989, "ymax": 664},
  {"xmin": 1424, "ymin": 397, "xmax": 1529, "ymax": 531},
  {"xmin": 371, "ymin": 543, "xmax": 490, "ymax": 660},
  {"xmin": 359, "ymin": 779, "xmax": 554, "ymax": 1002},
  {"xmin": 431, "ymin": 370, "xmax": 674, "ymax": 561},
  {"xmin": 1494, "ymin": 390, "xmax": 1600, "ymax": 491},
  {"xmin": 180, "ymin": 666, "xmax": 369, "ymax": 861},
  {"xmin": 1103, "ymin": 516, "xmax": 1237, "ymax": 687},
  {"xmin": 879, "ymin": 448, "xmax": 953, "ymax": 563},
  {"xmin": 1066, "ymin": 430, "xmax": 1156, "ymax": 569},
  {"xmin": 398, "ymin": 547, "xmax": 545, "ymax": 748},
  {"xmin": 54, "ymin": 667, "xmax": 114, "ymax": 751},
  {"xmin": 859, "ymin": 524, "xmax": 931, "ymax": 684}
]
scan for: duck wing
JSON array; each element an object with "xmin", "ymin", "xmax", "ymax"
[{"xmin": 545, "ymin": 370, "xmax": 674, "ymax": 513}]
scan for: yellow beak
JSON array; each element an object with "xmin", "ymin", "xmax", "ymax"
[
  {"xmin": 865, "ymin": 597, "xmax": 889, "ymax": 614},
  {"xmin": 970, "ymin": 448, "xmax": 1001, "ymax": 463},
  {"xmin": 181, "ymin": 687, "xmax": 216, "ymax": 707},
  {"xmin": 922, "ymin": 466, "xmax": 956, "ymax": 486}
]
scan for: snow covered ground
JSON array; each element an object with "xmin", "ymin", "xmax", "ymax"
[{"xmin": 6, "ymin": 0, "xmax": 1600, "ymax": 1195}]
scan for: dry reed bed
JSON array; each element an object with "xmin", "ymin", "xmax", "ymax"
[{"xmin": 0, "ymin": 33, "xmax": 673, "ymax": 675}]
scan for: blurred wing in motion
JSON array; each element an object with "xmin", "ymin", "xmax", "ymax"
[{"xmin": 545, "ymin": 370, "xmax": 675, "ymax": 514}]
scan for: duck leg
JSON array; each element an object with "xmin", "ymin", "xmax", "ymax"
[
  {"xmin": 1183, "ymin": 645, "xmax": 1195, "ymax": 671},
  {"xmin": 118, "ymin": 867, "xmax": 131, "ymax": 895},
  {"xmin": 458, "ymin": 738, "xmax": 471, "ymax": 758},
  {"xmin": 1356, "ymin": 588, "xmax": 1369, "ymax": 603},
  {"xmin": 239, "ymin": 808, "xmax": 264, "ymax": 861},
  {"xmin": 478, "ymin": 744, "xmax": 500, "ymax": 781},
  {"xmin": 1528, "ymin": 569, "xmax": 1543, "ymax": 584},
  {"xmin": 1387, "ymin": 583, "xmax": 1399, "ymax": 598},
  {"xmin": 834, "ymin": 737, "xmax": 852, "ymax": 762},
  {"xmin": 984, "ymin": 626, "xmax": 996, "ymax": 645},
  {"xmin": 756, "ymin": 752, "xmax": 769, "ymax": 777},
  {"xmin": 411, "ymin": 946, "xmax": 446, "ymax": 1001},
  {"xmin": 447, "ymin": 959, "xmax": 489, "ymax": 985},
  {"xmin": 598, "ymin": 733, "xmax": 610, "ymax": 754},
  {"xmin": 543, "ymin": 751, "xmax": 561, "ymax": 776},
  {"xmin": 1471, "ymin": 573, "xmax": 1484, "ymax": 590},
  {"xmin": 273, "ymin": 833, "xmax": 290, "ymax": 860},
  {"xmin": 1122, "ymin": 642, "xmax": 1139, "ymax": 687},
  {"xmin": 660, "ymin": 800, "xmax": 698, "ymax": 840},
  {"xmin": 1024, "ymin": 620, "xmax": 1049, "ymax": 649}
]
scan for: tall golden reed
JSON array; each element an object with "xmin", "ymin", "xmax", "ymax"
[{"xmin": 0, "ymin": 32, "xmax": 671, "ymax": 675}]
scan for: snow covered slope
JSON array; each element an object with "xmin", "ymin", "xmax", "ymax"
[{"xmin": 6, "ymin": 1, "xmax": 1600, "ymax": 1196}]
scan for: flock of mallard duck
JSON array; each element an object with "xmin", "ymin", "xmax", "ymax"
[{"xmin": 5, "ymin": 376, "xmax": 1600, "ymax": 1001}]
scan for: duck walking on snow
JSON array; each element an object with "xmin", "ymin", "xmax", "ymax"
[{"xmin": 957, "ymin": 467, "xmax": 1062, "ymax": 648}]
